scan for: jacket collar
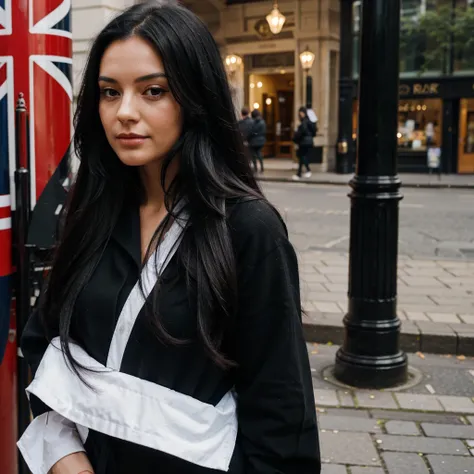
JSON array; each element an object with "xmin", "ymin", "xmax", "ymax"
[{"xmin": 111, "ymin": 203, "xmax": 142, "ymax": 268}]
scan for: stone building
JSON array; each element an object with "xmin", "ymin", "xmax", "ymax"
[{"xmin": 71, "ymin": 0, "xmax": 341, "ymax": 171}]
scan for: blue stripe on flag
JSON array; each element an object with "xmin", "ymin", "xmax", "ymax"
[
  {"xmin": 51, "ymin": 11, "xmax": 71, "ymax": 34},
  {"xmin": 52, "ymin": 61, "xmax": 72, "ymax": 81}
]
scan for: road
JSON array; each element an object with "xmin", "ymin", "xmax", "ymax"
[{"xmin": 262, "ymin": 182, "xmax": 474, "ymax": 259}]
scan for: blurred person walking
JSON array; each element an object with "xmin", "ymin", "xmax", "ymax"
[
  {"xmin": 248, "ymin": 109, "xmax": 266, "ymax": 173},
  {"xmin": 238, "ymin": 107, "xmax": 253, "ymax": 163},
  {"xmin": 17, "ymin": 2, "xmax": 320, "ymax": 474},
  {"xmin": 292, "ymin": 106, "xmax": 317, "ymax": 180}
]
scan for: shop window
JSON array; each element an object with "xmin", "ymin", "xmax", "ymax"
[
  {"xmin": 397, "ymin": 99, "xmax": 442, "ymax": 151},
  {"xmin": 458, "ymin": 98, "xmax": 474, "ymax": 172},
  {"xmin": 351, "ymin": 98, "xmax": 443, "ymax": 153}
]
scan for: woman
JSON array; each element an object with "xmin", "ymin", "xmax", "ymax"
[
  {"xmin": 248, "ymin": 109, "xmax": 266, "ymax": 173},
  {"xmin": 17, "ymin": 3, "xmax": 320, "ymax": 474},
  {"xmin": 292, "ymin": 106, "xmax": 315, "ymax": 180}
]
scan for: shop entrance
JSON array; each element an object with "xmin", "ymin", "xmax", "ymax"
[
  {"xmin": 248, "ymin": 73, "xmax": 295, "ymax": 158},
  {"xmin": 458, "ymin": 98, "xmax": 474, "ymax": 173}
]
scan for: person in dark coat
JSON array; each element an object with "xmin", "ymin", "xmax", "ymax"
[
  {"xmin": 237, "ymin": 107, "xmax": 253, "ymax": 146},
  {"xmin": 292, "ymin": 106, "xmax": 316, "ymax": 180},
  {"xmin": 238, "ymin": 107, "xmax": 253, "ymax": 163},
  {"xmin": 248, "ymin": 109, "xmax": 266, "ymax": 173}
]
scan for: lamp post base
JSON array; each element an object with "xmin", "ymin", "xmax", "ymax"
[{"xmin": 335, "ymin": 348, "xmax": 408, "ymax": 389}]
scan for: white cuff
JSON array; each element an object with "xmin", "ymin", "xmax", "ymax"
[{"xmin": 17, "ymin": 411, "xmax": 86, "ymax": 474}]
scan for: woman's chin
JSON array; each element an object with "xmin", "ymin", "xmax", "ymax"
[{"xmin": 116, "ymin": 152, "xmax": 156, "ymax": 168}]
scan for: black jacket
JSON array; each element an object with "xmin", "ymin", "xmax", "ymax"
[
  {"xmin": 293, "ymin": 117, "xmax": 314, "ymax": 147},
  {"xmin": 18, "ymin": 199, "xmax": 321, "ymax": 474},
  {"xmin": 248, "ymin": 118, "xmax": 267, "ymax": 148},
  {"xmin": 238, "ymin": 117, "xmax": 253, "ymax": 144}
]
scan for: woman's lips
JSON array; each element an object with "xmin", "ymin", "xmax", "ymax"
[{"xmin": 116, "ymin": 135, "xmax": 149, "ymax": 147}]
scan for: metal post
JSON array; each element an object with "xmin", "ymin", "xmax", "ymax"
[
  {"xmin": 305, "ymin": 73, "xmax": 313, "ymax": 110},
  {"xmin": 336, "ymin": 0, "xmax": 355, "ymax": 174},
  {"xmin": 334, "ymin": 0, "xmax": 408, "ymax": 389},
  {"xmin": 14, "ymin": 169, "xmax": 31, "ymax": 451},
  {"xmin": 14, "ymin": 93, "xmax": 32, "ymax": 474}
]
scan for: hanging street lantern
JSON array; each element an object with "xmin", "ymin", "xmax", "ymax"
[
  {"xmin": 225, "ymin": 54, "xmax": 242, "ymax": 74},
  {"xmin": 299, "ymin": 46, "xmax": 316, "ymax": 72},
  {"xmin": 266, "ymin": 2, "xmax": 286, "ymax": 35},
  {"xmin": 299, "ymin": 46, "xmax": 315, "ymax": 109}
]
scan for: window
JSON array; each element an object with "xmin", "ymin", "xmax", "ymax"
[{"xmin": 397, "ymin": 99, "xmax": 443, "ymax": 151}]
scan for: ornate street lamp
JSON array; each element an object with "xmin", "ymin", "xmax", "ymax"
[
  {"xmin": 225, "ymin": 54, "xmax": 242, "ymax": 74},
  {"xmin": 299, "ymin": 47, "xmax": 315, "ymax": 72},
  {"xmin": 266, "ymin": 2, "xmax": 286, "ymax": 35},
  {"xmin": 299, "ymin": 46, "xmax": 315, "ymax": 109}
]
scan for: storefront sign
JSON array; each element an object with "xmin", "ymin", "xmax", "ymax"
[
  {"xmin": 427, "ymin": 147, "xmax": 441, "ymax": 169},
  {"xmin": 399, "ymin": 83, "xmax": 441, "ymax": 97}
]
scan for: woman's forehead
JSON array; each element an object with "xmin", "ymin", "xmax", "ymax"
[{"xmin": 99, "ymin": 37, "xmax": 165, "ymax": 77}]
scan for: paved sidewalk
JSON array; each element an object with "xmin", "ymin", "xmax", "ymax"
[
  {"xmin": 299, "ymin": 251, "xmax": 474, "ymax": 356},
  {"xmin": 310, "ymin": 345, "xmax": 474, "ymax": 473},
  {"xmin": 316, "ymin": 390, "xmax": 474, "ymax": 473},
  {"xmin": 258, "ymin": 159, "xmax": 474, "ymax": 189}
]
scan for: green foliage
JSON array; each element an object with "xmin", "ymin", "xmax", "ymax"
[
  {"xmin": 400, "ymin": 5, "xmax": 474, "ymax": 74},
  {"xmin": 452, "ymin": 6, "xmax": 474, "ymax": 70}
]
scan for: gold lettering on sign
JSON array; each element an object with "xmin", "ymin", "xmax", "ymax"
[
  {"xmin": 399, "ymin": 84, "xmax": 411, "ymax": 95},
  {"xmin": 413, "ymin": 83, "xmax": 439, "ymax": 95}
]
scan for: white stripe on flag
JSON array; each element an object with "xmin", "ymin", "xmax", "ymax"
[
  {"xmin": 0, "ymin": 217, "xmax": 12, "ymax": 230},
  {"xmin": 0, "ymin": 195, "xmax": 11, "ymax": 208}
]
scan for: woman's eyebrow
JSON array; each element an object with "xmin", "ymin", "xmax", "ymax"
[{"xmin": 98, "ymin": 73, "xmax": 167, "ymax": 83}]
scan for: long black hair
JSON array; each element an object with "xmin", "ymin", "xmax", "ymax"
[{"xmin": 41, "ymin": 1, "xmax": 267, "ymax": 373}]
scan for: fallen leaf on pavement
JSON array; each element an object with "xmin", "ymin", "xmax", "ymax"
[
  {"xmin": 456, "ymin": 355, "xmax": 466, "ymax": 361},
  {"xmin": 416, "ymin": 352, "xmax": 425, "ymax": 359}
]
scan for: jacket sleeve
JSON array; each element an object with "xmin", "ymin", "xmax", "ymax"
[
  {"xmin": 17, "ymin": 309, "xmax": 86, "ymax": 474},
  {"xmin": 293, "ymin": 123, "xmax": 303, "ymax": 144},
  {"xmin": 234, "ymin": 225, "xmax": 321, "ymax": 473}
]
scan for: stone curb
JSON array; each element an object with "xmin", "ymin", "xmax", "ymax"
[
  {"xmin": 303, "ymin": 316, "xmax": 474, "ymax": 356},
  {"xmin": 257, "ymin": 175, "xmax": 474, "ymax": 190}
]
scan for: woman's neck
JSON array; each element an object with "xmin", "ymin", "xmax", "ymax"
[{"xmin": 140, "ymin": 158, "xmax": 179, "ymax": 211}]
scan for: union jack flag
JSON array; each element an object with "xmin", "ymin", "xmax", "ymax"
[{"xmin": 0, "ymin": 0, "xmax": 72, "ymax": 359}]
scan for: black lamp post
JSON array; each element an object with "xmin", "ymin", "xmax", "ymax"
[
  {"xmin": 334, "ymin": 0, "xmax": 408, "ymax": 389},
  {"xmin": 336, "ymin": 0, "xmax": 355, "ymax": 174},
  {"xmin": 299, "ymin": 46, "xmax": 315, "ymax": 109}
]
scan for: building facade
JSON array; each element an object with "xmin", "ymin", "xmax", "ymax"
[
  {"xmin": 71, "ymin": 0, "xmax": 474, "ymax": 174},
  {"xmin": 71, "ymin": 0, "xmax": 341, "ymax": 171}
]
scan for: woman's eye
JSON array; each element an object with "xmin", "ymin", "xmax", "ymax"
[
  {"xmin": 100, "ymin": 88, "xmax": 119, "ymax": 99},
  {"xmin": 144, "ymin": 87, "xmax": 165, "ymax": 98}
]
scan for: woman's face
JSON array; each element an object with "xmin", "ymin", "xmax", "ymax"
[
  {"xmin": 299, "ymin": 111, "xmax": 305, "ymax": 121},
  {"xmin": 98, "ymin": 36, "xmax": 182, "ymax": 168}
]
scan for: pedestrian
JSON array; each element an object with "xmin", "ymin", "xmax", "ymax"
[
  {"xmin": 17, "ymin": 3, "xmax": 320, "ymax": 474},
  {"xmin": 237, "ymin": 107, "xmax": 253, "ymax": 163},
  {"xmin": 292, "ymin": 106, "xmax": 317, "ymax": 180},
  {"xmin": 248, "ymin": 109, "xmax": 266, "ymax": 173},
  {"xmin": 237, "ymin": 107, "xmax": 253, "ymax": 146}
]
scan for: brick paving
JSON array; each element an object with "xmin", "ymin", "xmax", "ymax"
[
  {"xmin": 299, "ymin": 251, "xmax": 474, "ymax": 356},
  {"xmin": 315, "ymin": 388, "xmax": 474, "ymax": 473}
]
